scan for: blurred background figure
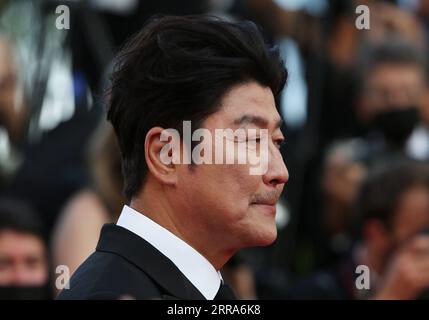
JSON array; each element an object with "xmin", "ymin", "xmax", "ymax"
[
  {"xmin": 0, "ymin": 197, "xmax": 51, "ymax": 299},
  {"xmin": 356, "ymin": 37, "xmax": 428, "ymax": 163},
  {"xmin": 286, "ymin": 161, "xmax": 429, "ymax": 299},
  {"xmin": 318, "ymin": 139, "xmax": 368, "ymax": 266},
  {"xmin": 51, "ymin": 122, "xmax": 124, "ymax": 278},
  {"xmin": 361, "ymin": 162, "xmax": 429, "ymax": 300},
  {"xmin": 0, "ymin": 37, "xmax": 27, "ymax": 185}
]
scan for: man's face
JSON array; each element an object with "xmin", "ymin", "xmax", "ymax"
[
  {"xmin": 174, "ymin": 82, "xmax": 289, "ymax": 250},
  {"xmin": 360, "ymin": 63, "xmax": 425, "ymax": 122},
  {"xmin": 0, "ymin": 229, "xmax": 48, "ymax": 286}
]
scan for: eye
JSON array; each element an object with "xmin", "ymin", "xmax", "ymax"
[
  {"xmin": 244, "ymin": 136, "xmax": 261, "ymax": 143},
  {"xmin": 274, "ymin": 138, "xmax": 285, "ymax": 149}
]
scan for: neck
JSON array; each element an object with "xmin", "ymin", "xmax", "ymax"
[{"xmin": 130, "ymin": 182, "xmax": 235, "ymax": 270}]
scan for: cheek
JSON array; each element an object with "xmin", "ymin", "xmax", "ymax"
[
  {"xmin": 182, "ymin": 164, "xmax": 260, "ymax": 214},
  {"xmin": 217, "ymin": 163, "xmax": 260, "ymax": 190},
  {"xmin": 31, "ymin": 265, "xmax": 49, "ymax": 284},
  {"xmin": 216, "ymin": 165, "xmax": 262, "ymax": 222}
]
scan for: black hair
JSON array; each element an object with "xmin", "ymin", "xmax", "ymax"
[
  {"xmin": 0, "ymin": 198, "xmax": 44, "ymax": 240},
  {"xmin": 356, "ymin": 161, "xmax": 429, "ymax": 231},
  {"xmin": 107, "ymin": 15, "xmax": 288, "ymax": 201},
  {"xmin": 357, "ymin": 36, "xmax": 427, "ymax": 88}
]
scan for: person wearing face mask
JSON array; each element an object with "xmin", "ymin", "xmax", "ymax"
[
  {"xmin": 356, "ymin": 36, "xmax": 426, "ymax": 163},
  {"xmin": 0, "ymin": 198, "xmax": 51, "ymax": 299}
]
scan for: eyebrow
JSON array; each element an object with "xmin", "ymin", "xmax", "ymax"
[{"xmin": 233, "ymin": 114, "xmax": 283, "ymax": 129}]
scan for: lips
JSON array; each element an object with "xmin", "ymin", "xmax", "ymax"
[
  {"xmin": 249, "ymin": 190, "xmax": 281, "ymax": 216},
  {"xmin": 250, "ymin": 195, "xmax": 280, "ymax": 206},
  {"xmin": 251, "ymin": 198, "xmax": 277, "ymax": 208},
  {"xmin": 252, "ymin": 200, "xmax": 277, "ymax": 206},
  {"xmin": 252, "ymin": 202, "xmax": 277, "ymax": 215}
]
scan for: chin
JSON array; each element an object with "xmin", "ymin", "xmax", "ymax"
[
  {"xmin": 259, "ymin": 229, "xmax": 278, "ymax": 246},
  {"xmin": 246, "ymin": 225, "xmax": 278, "ymax": 247}
]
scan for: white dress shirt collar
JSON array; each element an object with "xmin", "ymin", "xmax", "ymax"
[{"xmin": 116, "ymin": 205, "xmax": 222, "ymax": 300}]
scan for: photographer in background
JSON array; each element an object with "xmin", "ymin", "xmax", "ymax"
[
  {"xmin": 360, "ymin": 162, "xmax": 429, "ymax": 299},
  {"xmin": 287, "ymin": 161, "xmax": 429, "ymax": 299}
]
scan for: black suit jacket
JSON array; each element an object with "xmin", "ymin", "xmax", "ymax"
[{"xmin": 57, "ymin": 224, "xmax": 211, "ymax": 300}]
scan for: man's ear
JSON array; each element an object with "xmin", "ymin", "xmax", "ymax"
[{"xmin": 144, "ymin": 127, "xmax": 178, "ymax": 185}]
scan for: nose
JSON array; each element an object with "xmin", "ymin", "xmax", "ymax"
[
  {"xmin": 263, "ymin": 145, "xmax": 289, "ymax": 187},
  {"xmin": 11, "ymin": 265, "xmax": 31, "ymax": 285}
]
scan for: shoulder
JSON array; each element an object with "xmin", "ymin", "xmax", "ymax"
[{"xmin": 56, "ymin": 250, "xmax": 163, "ymax": 300}]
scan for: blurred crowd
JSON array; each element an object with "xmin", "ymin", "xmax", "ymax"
[{"xmin": 1, "ymin": 0, "xmax": 429, "ymax": 299}]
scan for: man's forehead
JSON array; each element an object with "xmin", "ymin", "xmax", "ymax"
[
  {"xmin": 220, "ymin": 82, "xmax": 276, "ymax": 107},
  {"xmin": 204, "ymin": 82, "xmax": 281, "ymax": 127},
  {"xmin": 206, "ymin": 106, "xmax": 283, "ymax": 130},
  {"xmin": 232, "ymin": 114, "xmax": 283, "ymax": 129}
]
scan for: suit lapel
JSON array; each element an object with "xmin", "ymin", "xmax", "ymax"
[{"xmin": 96, "ymin": 224, "xmax": 206, "ymax": 300}]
